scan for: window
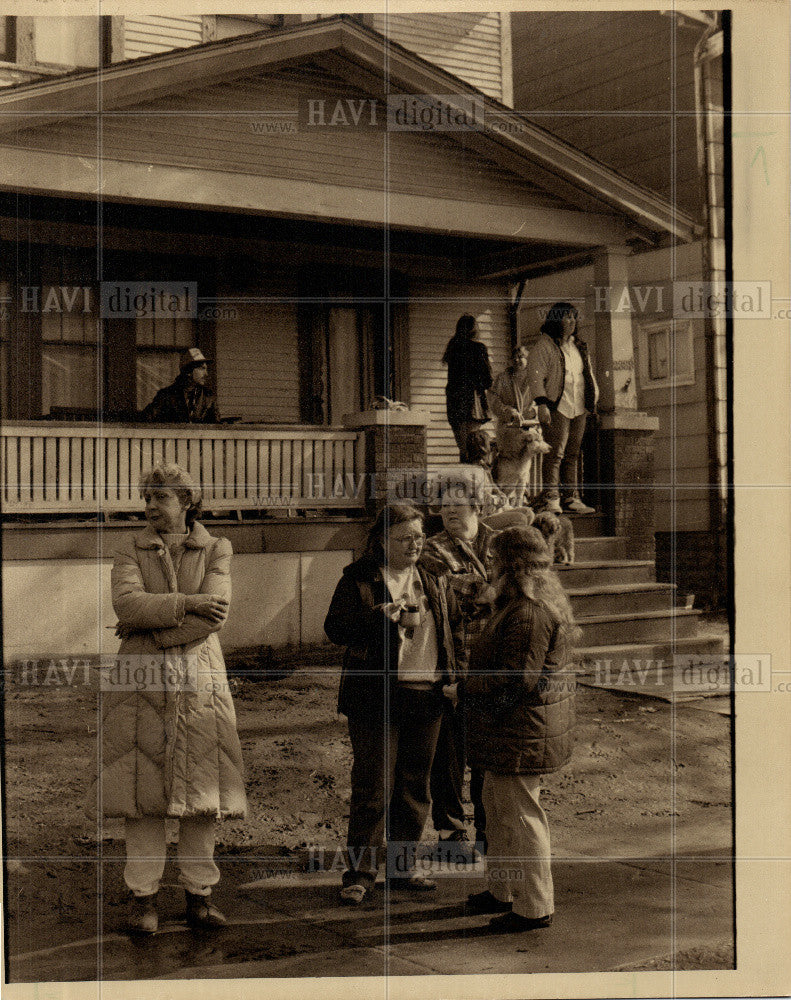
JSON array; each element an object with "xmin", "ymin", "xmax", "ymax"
[
  {"xmin": 135, "ymin": 314, "xmax": 195, "ymax": 410},
  {"xmin": 40, "ymin": 265, "xmax": 99, "ymax": 415},
  {"xmin": 636, "ymin": 319, "xmax": 695, "ymax": 389}
]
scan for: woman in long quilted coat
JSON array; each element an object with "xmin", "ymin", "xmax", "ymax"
[
  {"xmin": 89, "ymin": 463, "xmax": 247, "ymax": 934},
  {"xmin": 463, "ymin": 526, "xmax": 578, "ymax": 933}
]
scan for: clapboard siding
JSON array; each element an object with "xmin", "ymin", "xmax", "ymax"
[
  {"xmin": 5, "ymin": 67, "xmax": 565, "ymax": 211},
  {"xmin": 371, "ymin": 13, "xmax": 505, "ymax": 101},
  {"xmin": 407, "ymin": 283, "xmax": 511, "ymax": 465},
  {"xmin": 124, "ymin": 16, "xmax": 204, "ymax": 58},
  {"xmin": 214, "ymin": 274, "xmax": 300, "ymax": 423},
  {"xmin": 512, "ymin": 11, "xmax": 701, "ymax": 217}
]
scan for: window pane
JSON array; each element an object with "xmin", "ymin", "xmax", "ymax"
[
  {"xmin": 648, "ymin": 329, "xmax": 669, "ymax": 381},
  {"xmin": 136, "ymin": 351, "xmax": 181, "ymax": 410},
  {"xmin": 41, "ymin": 346, "xmax": 97, "ymax": 414},
  {"xmin": 35, "ymin": 16, "xmax": 99, "ymax": 67}
]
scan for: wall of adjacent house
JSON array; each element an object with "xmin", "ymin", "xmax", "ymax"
[
  {"xmin": 519, "ymin": 240, "xmax": 709, "ymax": 535},
  {"xmin": 123, "ymin": 15, "xmax": 204, "ymax": 58},
  {"xmin": 511, "ymin": 10, "xmax": 703, "ymax": 220},
  {"xmin": 406, "ymin": 281, "xmax": 511, "ymax": 467},
  {"xmin": 370, "ymin": 12, "xmax": 510, "ymax": 103}
]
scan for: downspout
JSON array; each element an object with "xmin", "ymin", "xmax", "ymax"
[{"xmin": 693, "ymin": 16, "xmax": 728, "ymax": 603}]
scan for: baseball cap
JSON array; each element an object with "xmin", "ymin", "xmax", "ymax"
[{"xmin": 180, "ymin": 347, "xmax": 210, "ymax": 370}]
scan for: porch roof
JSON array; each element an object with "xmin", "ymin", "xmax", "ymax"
[{"xmin": 0, "ymin": 15, "xmax": 698, "ymax": 246}]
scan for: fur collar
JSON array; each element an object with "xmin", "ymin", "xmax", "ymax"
[{"xmin": 134, "ymin": 521, "xmax": 213, "ymax": 550}]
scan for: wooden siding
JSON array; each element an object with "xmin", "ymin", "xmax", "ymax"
[
  {"xmin": 4, "ymin": 64, "xmax": 563, "ymax": 213},
  {"xmin": 123, "ymin": 16, "xmax": 204, "ymax": 58},
  {"xmin": 511, "ymin": 11, "xmax": 702, "ymax": 219},
  {"xmin": 407, "ymin": 282, "xmax": 511, "ymax": 466},
  {"xmin": 371, "ymin": 13, "xmax": 505, "ymax": 102}
]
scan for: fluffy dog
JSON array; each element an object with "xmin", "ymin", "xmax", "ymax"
[
  {"xmin": 493, "ymin": 420, "xmax": 552, "ymax": 508},
  {"xmin": 533, "ymin": 510, "xmax": 575, "ymax": 564}
]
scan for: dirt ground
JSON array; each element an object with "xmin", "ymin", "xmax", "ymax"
[{"xmin": 3, "ymin": 633, "xmax": 733, "ymax": 971}]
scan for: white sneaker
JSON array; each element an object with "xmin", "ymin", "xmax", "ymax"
[
  {"xmin": 563, "ymin": 497, "xmax": 595, "ymax": 515},
  {"xmin": 542, "ymin": 496, "xmax": 563, "ymax": 514}
]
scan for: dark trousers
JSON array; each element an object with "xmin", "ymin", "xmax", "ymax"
[
  {"xmin": 450, "ymin": 420, "xmax": 482, "ymax": 462},
  {"xmin": 430, "ymin": 701, "xmax": 467, "ymax": 835},
  {"xmin": 541, "ymin": 410, "xmax": 587, "ymax": 501},
  {"xmin": 469, "ymin": 766, "xmax": 487, "ymax": 848},
  {"xmin": 344, "ymin": 686, "xmax": 444, "ymax": 885}
]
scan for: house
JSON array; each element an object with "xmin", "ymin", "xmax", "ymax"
[{"xmin": 1, "ymin": 13, "xmax": 717, "ymax": 662}]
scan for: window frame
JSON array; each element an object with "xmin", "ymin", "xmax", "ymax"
[{"xmin": 636, "ymin": 318, "xmax": 696, "ymax": 390}]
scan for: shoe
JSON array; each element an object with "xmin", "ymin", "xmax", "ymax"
[
  {"xmin": 562, "ymin": 497, "xmax": 595, "ymax": 515},
  {"xmin": 185, "ymin": 890, "xmax": 227, "ymax": 928},
  {"xmin": 437, "ymin": 831, "xmax": 482, "ymax": 864},
  {"xmin": 387, "ymin": 873, "xmax": 437, "ymax": 891},
  {"xmin": 465, "ymin": 890, "xmax": 512, "ymax": 915},
  {"xmin": 339, "ymin": 881, "xmax": 372, "ymax": 905},
  {"xmin": 127, "ymin": 892, "xmax": 158, "ymax": 935},
  {"xmin": 542, "ymin": 496, "xmax": 563, "ymax": 515},
  {"xmin": 489, "ymin": 911, "xmax": 553, "ymax": 933}
]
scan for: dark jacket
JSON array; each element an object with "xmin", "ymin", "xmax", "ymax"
[
  {"xmin": 324, "ymin": 554, "xmax": 464, "ymax": 720},
  {"xmin": 465, "ymin": 595, "xmax": 575, "ymax": 774},
  {"xmin": 444, "ymin": 338, "xmax": 493, "ymax": 424},
  {"xmin": 142, "ymin": 376, "xmax": 218, "ymax": 423},
  {"xmin": 527, "ymin": 333, "xmax": 598, "ymax": 413}
]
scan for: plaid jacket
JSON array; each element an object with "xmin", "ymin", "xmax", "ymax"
[{"xmin": 421, "ymin": 523, "xmax": 499, "ymax": 670}]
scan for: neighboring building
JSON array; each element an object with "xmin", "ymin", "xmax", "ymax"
[
  {"xmin": 511, "ymin": 10, "xmax": 727, "ymax": 605},
  {"xmin": 1, "ymin": 14, "xmax": 719, "ymax": 661}
]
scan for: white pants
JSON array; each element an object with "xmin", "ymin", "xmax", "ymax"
[
  {"xmin": 482, "ymin": 771, "xmax": 554, "ymax": 919},
  {"xmin": 124, "ymin": 817, "xmax": 219, "ymax": 897}
]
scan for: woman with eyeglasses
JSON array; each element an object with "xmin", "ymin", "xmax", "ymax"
[{"xmin": 324, "ymin": 503, "xmax": 464, "ymax": 905}]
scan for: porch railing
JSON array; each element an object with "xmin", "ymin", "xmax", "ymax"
[{"xmin": 1, "ymin": 422, "xmax": 366, "ymax": 515}]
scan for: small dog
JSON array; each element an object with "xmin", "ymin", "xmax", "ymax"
[
  {"xmin": 533, "ymin": 510, "xmax": 575, "ymax": 564},
  {"xmin": 493, "ymin": 419, "xmax": 552, "ymax": 508}
]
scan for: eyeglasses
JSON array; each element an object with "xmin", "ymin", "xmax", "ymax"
[{"xmin": 390, "ymin": 532, "xmax": 425, "ymax": 544}]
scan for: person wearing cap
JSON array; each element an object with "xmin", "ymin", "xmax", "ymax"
[
  {"xmin": 86, "ymin": 463, "xmax": 246, "ymax": 935},
  {"xmin": 463, "ymin": 526, "xmax": 578, "ymax": 933},
  {"xmin": 142, "ymin": 348, "xmax": 218, "ymax": 423}
]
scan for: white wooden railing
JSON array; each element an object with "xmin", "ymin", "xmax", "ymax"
[{"xmin": 1, "ymin": 422, "xmax": 366, "ymax": 515}]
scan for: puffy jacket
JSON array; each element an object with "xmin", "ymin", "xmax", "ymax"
[
  {"xmin": 527, "ymin": 333, "xmax": 598, "ymax": 413},
  {"xmin": 324, "ymin": 554, "xmax": 464, "ymax": 721},
  {"xmin": 86, "ymin": 523, "xmax": 247, "ymax": 821},
  {"xmin": 465, "ymin": 595, "xmax": 575, "ymax": 774}
]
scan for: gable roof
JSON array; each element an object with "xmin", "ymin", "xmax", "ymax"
[{"xmin": 0, "ymin": 15, "xmax": 698, "ymax": 243}]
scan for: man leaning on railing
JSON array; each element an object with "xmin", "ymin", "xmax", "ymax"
[{"xmin": 141, "ymin": 348, "xmax": 218, "ymax": 424}]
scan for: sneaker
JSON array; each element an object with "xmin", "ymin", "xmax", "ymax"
[
  {"xmin": 436, "ymin": 831, "xmax": 482, "ymax": 864},
  {"xmin": 563, "ymin": 497, "xmax": 595, "ymax": 515},
  {"xmin": 387, "ymin": 873, "xmax": 437, "ymax": 891},
  {"xmin": 488, "ymin": 911, "xmax": 553, "ymax": 933},
  {"xmin": 127, "ymin": 892, "xmax": 158, "ymax": 935},
  {"xmin": 541, "ymin": 496, "xmax": 563, "ymax": 515}
]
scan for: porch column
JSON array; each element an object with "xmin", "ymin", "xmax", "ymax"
[
  {"xmin": 593, "ymin": 247, "xmax": 659, "ymax": 559},
  {"xmin": 342, "ymin": 408, "xmax": 431, "ymax": 515}
]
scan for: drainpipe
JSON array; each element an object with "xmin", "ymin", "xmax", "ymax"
[{"xmin": 693, "ymin": 15, "xmax": 728, "ymax": 603}]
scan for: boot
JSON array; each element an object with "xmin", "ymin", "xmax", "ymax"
[
  {"xmin": 127, "ymin": 892, "xmax": 158, "ymax": 935},
  {"xmin": 185, "ymin": 890, "xmax": 227, "ymax": 928}
]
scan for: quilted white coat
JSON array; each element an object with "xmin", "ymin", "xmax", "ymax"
[{"xmin": 87, "ymin": 522, "xmax": 247, "ymax": 821}]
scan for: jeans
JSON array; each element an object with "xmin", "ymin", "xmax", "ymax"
[
  {"xmin": 124, "ymin": 816, "xmax": 219, "ymax": 897},
  {"xmin": 482, "ymin": 772, "xmax": 554, "ymax": 919},
  {"xmin": 541, "ymin": 410, "xmax": 587, "ymax": 501},
  {"xmin": 450, "ymin": 420, "xmax": 484, "ymax": 462},
  {"xmin": 430, "ymin": 700, "xmax": 467, "ymax": 836},
  {"xmin": 344, "ymin": 686, "xmax": 444, "ymax": 884}
]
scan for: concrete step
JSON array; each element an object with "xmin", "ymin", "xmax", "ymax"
[
  {"xmin": 556, "ymin": 560, "xmax": 656, "ymax": 587},
  {"xmin": 568, "ymin": 582, "xmax": 677, "ymax": 617},
  {"xmin": 571, "ymin": 535, "xmax": 629, "ymax": 561},
  {"xmin": 578, "ymin": 608, "xmax": 701, "ymax": 647},
  {"xmin": 575, "ymin": 633, "xmax": 726, "ymax": 673},
  {"xmin": 558, "ymin": 511, "xmax": 606, "ymax": 537}
]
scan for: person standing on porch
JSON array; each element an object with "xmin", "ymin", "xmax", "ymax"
[
  {"xmin": 87, "ymin": 463, "xmax": 247, "ymax": 935},
  {"xmin": 442, "ymin": 315, "xmax": 493, "ymax": 462},
  {"xmin": 527, "ymin": 302, "xmax": 598, "ymax": 515},
  {"xmin": 142, "ymin": 348, "xmax": 218, "ymax": 423},
  {"xmin": 488, "ymin": 344, "xmax": 537, "ymax": 428},
  {"xmin": 463, "ymin": 526, "xmax": 578, "ymax": 933}
]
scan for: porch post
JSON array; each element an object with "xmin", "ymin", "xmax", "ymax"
[
  {"xmin": 342, "ymin": 408, "xmax": 431, "ymax": 515},
  {"xmin": 593, "ymin": 247, "xmax": 659, "ymax": 559}
]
